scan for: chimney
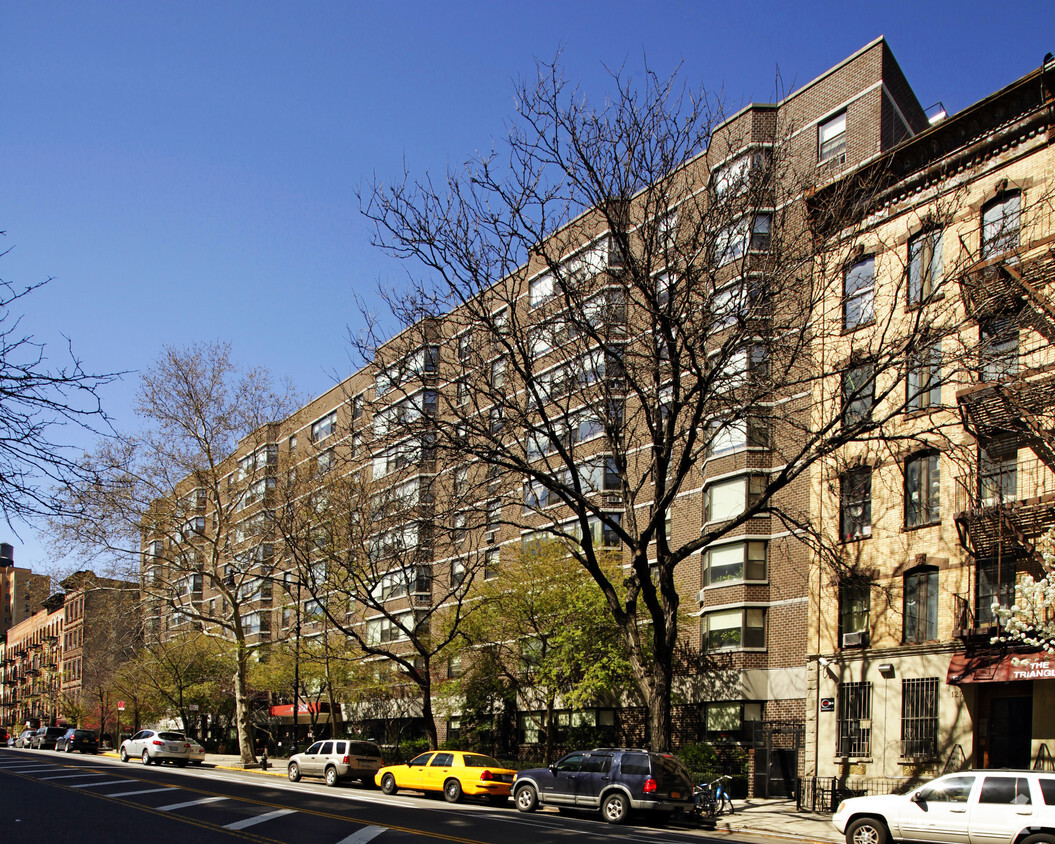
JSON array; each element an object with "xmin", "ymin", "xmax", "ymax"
[{"xmin": 0, "ymin": 543, "xmax": 12, "ymax": 567}]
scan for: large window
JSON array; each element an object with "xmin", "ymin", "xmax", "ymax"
[
  {"xmin": 837, "ymin": 681, "xmax": 872, "ymax": 757},
  {"xmin": 979, "ymin": 317, "xmax": 1019, "ymax": 382},
  {"xmin": 907, "ymin": 343, "xmax": 942, "ymax": 411},
  {"xmin": 908, "ymin": 229, "xmax": 943, "ymax": 305},
  {"xmin": 839, "ymin": 577, "xmax": 870, "ymax": 645},
  {"xmin": 704, "ymin": 701, "xmax": 762, "ymax": 743},
  {"xmin": 843, "ymin": 255, "xmax": 875, "ymax": 330},
  {"xmin": 905, "ymin": 452, "xmax": 940, "ymax": 528},
  {"xmin": 903, "ymin": 567, "xmax": 938, "ymax": 643},
  {"xmin": 703, "ymin": 540, "xmax": 766, "ymax": 586},
  {"xmin": 977, "ymin": 556, "xmax": 1016, "ymax": 626},
  {"xmin": 840, "ymin": 468, "xmax": 871, "ymax": 541},
  {"xmin": 981, "ymin": 191, "xmax": 1021, "ymax": 259},
  {"xmin": 901, "ymin": 677, "xmax": 939, "ymax": 759},
  {"xmin": 704, "ymin": 474, "xmax": 765, "ymax": 523},
  {"xmin": 529, "ymin": 273, "xmax": 554, "ymax": 308},
  {"xmin": 819, "ymin": 111, "xmax": 847, "ymax": 162},
  {"xmin": 980, "ymin": 434, "xmax": 1018, "ymax": 505},
  {"xmin": 842, "ymin": 362, "xmax": 875, "ymax": 428},
  {"xmin": 703, "ymin": 608, "xmax": 765, "ymax": 650}
]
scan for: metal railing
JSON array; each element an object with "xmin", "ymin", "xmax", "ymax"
[{"xmin": 797, "ymin": 776, "xmax": 912, "ymax": 813}]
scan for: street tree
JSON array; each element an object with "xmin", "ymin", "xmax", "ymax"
[
  {"xmin": 57, "ymin": 342, "xmax": 298, "ymax": 763},
  {"xmin": 0, "ymin": 237, "xmax": 118, "ymax": 528},
  {"xmin": 360, "ymin": 59, "xmax": 975, "ymax": 749}
]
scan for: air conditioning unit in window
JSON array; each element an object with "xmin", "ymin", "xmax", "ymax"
[
  {"xmin": 602, "ymin": 493, "xmax": 623, "ymax": 507},
  {"xmin": 842, "ymin": 631, "xmax": 868, "ymax": 648}
]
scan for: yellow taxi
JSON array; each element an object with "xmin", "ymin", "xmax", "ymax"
[{"xmin": 375, "ymin": 749, "xmax": 516, "ymax": 803}]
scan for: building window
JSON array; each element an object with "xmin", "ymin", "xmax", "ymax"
[
  {"xmin": 907, "ymin": 343, "xmax": 942, "ymax": 411},
  {"xmin": 703, "ymin": 608, "xmax": 765, "ymax": 650},
  {"xmin": 491, "ymin": 359, "xmax": 507, "ymax": 389},
  {"xmin": 904, "ymin": 567, "xmax": 938, "ymax": 643},
  {"xmin": 980, "ymin": 434, "xmax": 1017, "ymax": 505},
  {"xmin": 905, "ymin": 452, "xmax": 940, "ymax": 528},
  {"xmin": 704, "ymin": 474, "xmax": 765, "ymax": 523},
  {"xmin": 311, "ymin": 411, "xmax": 337, "ymax": 443},
  {"xmin": 981, "ymin": 191, "xmax": 1021, "ymax": 259},
  {"xmin": 908, "ymin": 229, "xmax": 943, "ymax": 305},
  {"xmin": 529, "ymin": 273, "xmax": 554, "ymax": 308},
  {"xmin": 456, "ymin": 378, "xmax": 469, "ymax": 407},
  {"xmin": 450, "ymin": 558, "xmax": 466, "ymax": 587},
  {"xmin": 840, "ymin": 468, "xmax": 871, "ymax": 541},
  {"xmin": 486, "ymin": 498, "xmax": 501, "ymax": 529},
  {"xmin": 976, "ymin": 556, "xmax": 1017, "ymax": 626},
  {"xmin": 979, "ymin": 316, "xmax": 1019, "ymax": 382},
  {"xmin": 837, "ymin": 681, "xmax": 872, "ymax": 757},
  {"xmin": 901, "ymin": 677, "xmax": 939, "ymax": 759},
  {"xmin": 842, "ymin": 361, "xmax": 875, "ymax": 428},
  {"xmin": 457, "ymin": 333, "xmax": 472, "ymax": 363},
  {"xmin": 839, "ymin": 577, "xmax": 871, "ymax": 645},
  {"xmin": 704, "ymin": 701, "xmax": 762, "ymax": 744},
  {"xmin": 715, "ymin": 213, "xmax": 771, "ymax": 267},
  {"xmin": 819, "ymin": 111, "xmax": 847, "ymax": 162},
  {"xmin": 703, "ymin": 540, "xmax": 767, "ymax": 586},
  {"xmin": 483, "ymin": 548, "xmax": 499, "ymax": 580},
  {"xmin": 489, "ymin": 407, "xmax": 504, "ymax": 435},
  {"xmin": 712, "ymin": 153, "xmax": 752, "ymax": 199},
  {"xmin": 350, "ymin": 393, "xmax": 364, "ymax": 421},
  {"xmin": 843, "ymin": 255, "xmax": 874, "ymax": 330}
]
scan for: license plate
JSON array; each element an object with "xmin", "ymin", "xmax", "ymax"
[{"xmin": 671, "ymin": 791, "xmax": 681, "ymax": 799}]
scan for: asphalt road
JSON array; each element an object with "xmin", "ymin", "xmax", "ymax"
[{"xmin": 0, "ymin": 748, "xmax": 739, "ymax": 844}]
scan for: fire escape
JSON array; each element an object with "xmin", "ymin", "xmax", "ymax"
[{"xmin": 953, "ymin": 246, "xmax": 1055, "ymax": 650}]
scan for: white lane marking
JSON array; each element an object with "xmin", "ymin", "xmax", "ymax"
[
  {"xmin": 39, "ymin": 773, "xmax": 110, "ymax": 780},
  {"xmin": 335, "ymin": 825, "xmax": 389, "ymax": 844},
  {"xmin": 107, "ymin": 787, "xmax": 174, "ymax": 797},
  {"xmin": 223, "ymin": 808, "xmax": 296, "ymax": 830},
  {"xmin": 70, "ymin": 779, "xmax": 134, "ymax": 788},
  {"xmin": 157, "ymin": 796, "xmax": 229, "ymax": 811}
]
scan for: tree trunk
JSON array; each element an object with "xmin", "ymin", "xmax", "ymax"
[
  {"xmin": 420, "ymin": 678, "xmax": 438, "ymax": 750},
  {"xmin": 233, "ymin": 641, "xmax": 255, "ymax": 764}
]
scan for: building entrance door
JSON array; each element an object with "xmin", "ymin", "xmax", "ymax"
[{"xmin": 988, "ymin": 695, "xmax": 1031, "ymax": 769}]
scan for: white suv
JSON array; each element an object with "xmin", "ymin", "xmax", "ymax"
[{"xmin": 833, "ymin": 770, "xmax": 1055, "ymax": 844}]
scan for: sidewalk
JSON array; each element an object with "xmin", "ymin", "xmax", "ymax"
[{"xmin": 101, "ymin": 751, "xmax": 842, "ymax": 843}]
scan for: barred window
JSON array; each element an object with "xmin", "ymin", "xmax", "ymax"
[
  {"xmin": 901, "ymin": 677, "xmax": 939, "ymax": 759},
  {"xmin": 837, "ymin": 681, "xmax": 872, "ymax": 757}
]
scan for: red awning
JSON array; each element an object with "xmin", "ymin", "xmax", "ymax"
[
  {"xmin": 947, "ymin": 651, "xmax": 1055, "ymax": 684},
  {"xmin": 269, "ymin": 702, "xmax": 330, "ymax": 717}
]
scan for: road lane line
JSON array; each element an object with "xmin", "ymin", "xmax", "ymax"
[
  {"xmin": 157, "ymin": 795, "xmax": 229, "ymax": 811},
  {"xmin": 71, "ymin": 779, "xmax": 135, "ymax": 788},
  {"xmin": 223, "ymin": 808, "xmax": 296, "ymax": 830},
  {"xmin": 107, "ymin": 787, "xmax": 175, "ymax": 797},
  {"xmin": 335, "ymin": 825, "xmax": 389, "ymax": 843},
  {"xmin": 39, "ymin": 773, "xmax": 111, "ymax": 780}
]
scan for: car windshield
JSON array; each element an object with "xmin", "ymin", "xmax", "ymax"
[
  {"xmin": 462, "ymin": 754, "xmax": 503, "ymax": 768},
  {"xmin": 158, "ymin": 732, "xmax": 186, "ymax": 741}
]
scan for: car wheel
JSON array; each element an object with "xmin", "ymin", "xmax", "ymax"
[
  {"xmin": 443, "ymin": 778, "xmax": 463, "ymax": 803},
  {"xmin": 846, "ymin": 817, "xmax": 889, "ymax": 844},
  {"xmin": 325, "ymin": 766, "xmax": 340, "ymax": 787},
  {"xmin": 120, "ymin": 748, "xmax": 129, "ymax": 763},
  {"xmin": 380, "ymin": 773, "xmax": 397, "ymax": 795},
  {"xmin": 515, "ymin": 784, "xmax": 538, "ymax": 813},
  {"xmin": 142, "ymin": 750, "xmax": 152, "ymax": 766},
  {"xmin": 601, "ymin": 791, "xmax": 630, "ymax": 824},
  {"xmin": 287, "ymin": 762, "xmax": 301, "ymax": 782},
  {"xmin": 1022, "ymin": 836, "xmax": 1055, "ymax": 844}
]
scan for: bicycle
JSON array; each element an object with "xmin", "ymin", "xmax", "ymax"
[{"xmin": 694, "ymin": 775, "xmax": 735, "ymax": 819}]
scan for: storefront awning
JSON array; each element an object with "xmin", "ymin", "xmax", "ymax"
[
  {"xmin": 947, "ymin": 651, "xmax": 1055, "ymax": 684},
  {"xmin": 269, "ymin": 702, "xmax": 330, "ymax": 717}
]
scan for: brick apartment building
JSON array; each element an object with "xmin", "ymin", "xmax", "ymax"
[{"xmin": 141, "ymin": 39, "xmax": 1055, "ymax": 796}]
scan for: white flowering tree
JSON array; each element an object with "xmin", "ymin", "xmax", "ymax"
[{"xmin": 994, "ymin": 527, "xmax": 1055, "ymax": 652}]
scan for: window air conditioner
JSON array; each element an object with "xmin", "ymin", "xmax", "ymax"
[{"xmin": 842, "ymin": 631, "xmax": 868, "ymax": 648}]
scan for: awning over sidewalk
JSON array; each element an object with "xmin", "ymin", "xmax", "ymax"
[
  {"xmin": 269, "ymin": 702, "xmax": 330, "ymax": 717},
  {"xmin": 947, "ymin": 651, "xmax": 1055, "ymax": 684}
]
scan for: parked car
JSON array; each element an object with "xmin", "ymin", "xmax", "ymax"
[
  {"xmin": 186, "ymin": 736, "xmax": 206, "ymax": 765},
  {"xmin": 375, "ymin": 750, "xmax": 516, "ymax": 803},
  {"xmin": 13, "ymin": 729, "xmax": 35, "ymax": 748},
  {"xmin": 56, "ymin": 729, "xmax": 98, "ymax": 754},
  {"xmin": 30, "ymin": 726, "xmax": 69, "ymax": 750},
  {"xmin": 119, "ymin": 730, "xmax": 195, "ymax": 766},
  {"xmin": 288, "ymin": 740, "xmax": 384, "ymax": 787},
  {"xmin": 512, "ymin": 747, "xmax": 695, "ymax": 824},
  {"xmin": 832, "ymin": 770, "xmax": 1055, "ymax": 844}
]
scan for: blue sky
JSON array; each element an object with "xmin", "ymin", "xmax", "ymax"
[{"xmin": 2, "ymin": 0, "xmax": 1052, "ymax": 571}]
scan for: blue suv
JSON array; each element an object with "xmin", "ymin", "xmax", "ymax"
[{"xmin": 512, "ymin": 747, "xmax": 695, "ymax": 824}]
